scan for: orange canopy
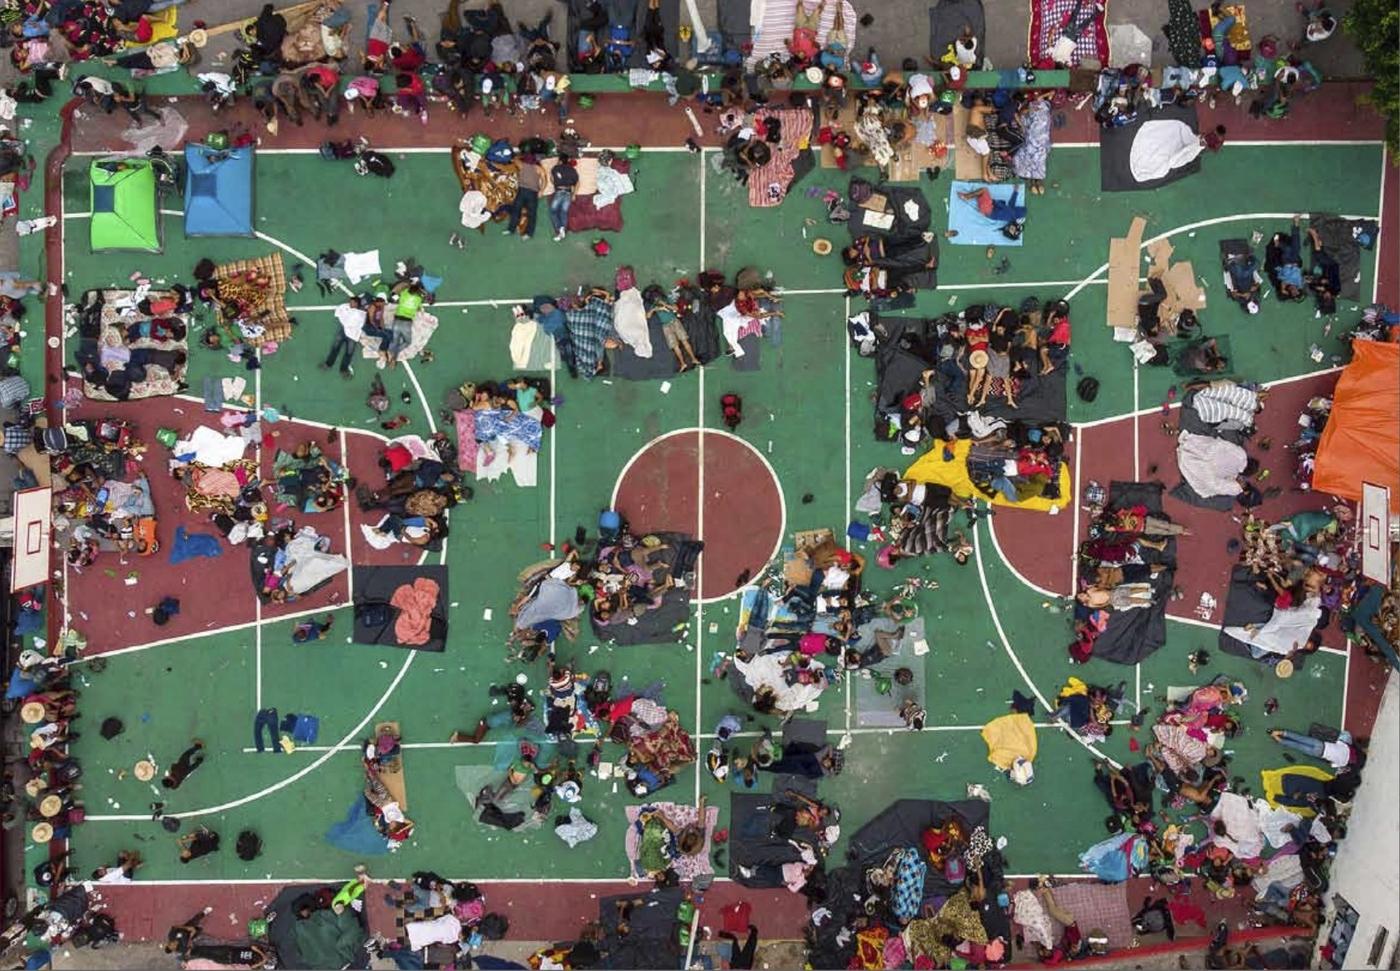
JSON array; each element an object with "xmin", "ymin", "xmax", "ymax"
[{"xmin": 1312, "ymin": 340, "xmax": 1400, "ymax": 510}]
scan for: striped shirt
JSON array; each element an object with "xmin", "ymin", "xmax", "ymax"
[{"xmin": 1191, "ymin": 383, "xmax": 1259, "ymax": 426}]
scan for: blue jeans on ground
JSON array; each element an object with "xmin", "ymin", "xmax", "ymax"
[
  {"xmin": 548, "ymin": 190, "xmax": 573, "ymax": 233},
  {"xmin": 324, "ymin": 332, "xmax": 356, "ymax": 371},
  {"xmin": 254, "ymin": 707, "xmax": 280, "ymax": 753},
  {"xmin": 503, "ymin": 188, "xmax": 539, "ymax": 238},
  {"xmin": 990, "ymin": 476, "xmax": 1019, "ymax": 503},
  {"xmin": 1273, "ymin": 729, "xmax": 1325, "ymax": 758}
]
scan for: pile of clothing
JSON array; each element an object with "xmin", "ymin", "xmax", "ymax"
[{"xmin": 52, "ymin": 419, "xmax": 158, "ymax": 563}]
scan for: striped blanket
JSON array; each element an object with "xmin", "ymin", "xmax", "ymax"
[
  {"xmin": 747, "ymin": 0, "xmax": 859, "ymax": 66},
  {"xmin": 746, "ymin": 107, "xmax": 815, "ymax": 208}
]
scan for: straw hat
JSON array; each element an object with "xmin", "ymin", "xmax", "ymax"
[
  {"xmin": 24, "ymin": 779, "xmax": 43, "ymax": 799},
  {"xmin": 968, "ymin": 349, "xmax": 990, "ymax": 369},
  {"xmin": 812, "ymin": 238, "xmax": 833, "ymax": 256},
  {"xmin": 804, "ymin": 66, "xmax": 824, "ymax": 84},
  {"xmin": 188, "ymin": 28, "xmax": 208, "ymax": 48},
  {"xmin": 1275, "ymin": 658, "xmax": 1294, "ymax": 679},
  {"xmin": 133, "ymin": 760, "xmax": 156, "ymax": 782},
  {"xmin": 20, "ymin": 702, "xmax": 45, "ymax": 725},
  {"xmin": 32, "ymin": 822, "xmax": 53, "ymax": 844},
  {"xmin": 39, "ymin": 794, "xmax": 62, "ymax": 818}
]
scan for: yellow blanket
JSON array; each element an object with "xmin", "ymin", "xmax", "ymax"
[
  {"xmin": 1260, "ymin": 765, "xmax": 1331, "ymax": 818},
  {"xmin": 904, "ymin": 438, "xmax": 1072, "ymax": 512},
  {"xmin": 981, "ymin": 712, "xmax": 1037, "ymax": 770}
]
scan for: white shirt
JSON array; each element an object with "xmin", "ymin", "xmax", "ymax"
[
  {"xmin": 81, "ymin": 76, "xmax": 115, "ymax": 97},
  {"xmin": 1320, "ymin": 739, "xmax": 1351, "ymax": 768},
  {"xmin": 966, "ymin": 135, "xmax": 991, "ymax": 156},
  {"xmin": 335, "ymin": 304, "xmax": 367, "ymax": 341}
]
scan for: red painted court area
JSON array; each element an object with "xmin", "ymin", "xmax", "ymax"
[
  {"xmin": 62, "ymin": 382, "xmax": 413, "ymax": 654},
  {"xmin": 613, "ymin": 430, "xmax": 784, "ymax": 601}
]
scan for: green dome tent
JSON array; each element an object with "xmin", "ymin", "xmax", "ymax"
[{"xmin": 88, "ymin": 156, "xmax": 161, "ymax": 253}]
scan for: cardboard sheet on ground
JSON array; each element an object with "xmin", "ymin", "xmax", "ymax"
[
  {"xmin": 1107, "ymin": 216, "xmax": 1147, "ymax": 330},
  {"xmin": 373, "ymin": 721, "xmax": 407, "ymax": 810},
  {"xmin": 950, "ymin": 105, "xmax": 984, "ymax": 181},
  {"xmin": 1090, "ymin": 482, "xmax": 1175, "ymax": 664},
  {"xmin": 905, "ymin": 438, "xmax": 1071, "ymax": 511},
  {"xmin": 352, "ymin": 565, "xmax": 449, "ymax": 651},
  {"xmin": 946, "ymin": 181, "xmax": 1024, "ymax": 247},
  {"xmin": 1147, "ymin": 235, "xmax": 1206, "ymax": 321},
  {"xmin": 1101, "ymin": 104, "xmax": 1201, "ymax": 192}
]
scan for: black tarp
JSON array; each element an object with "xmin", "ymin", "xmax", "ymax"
[
  {"xmin": 597, "ymin": 888, "xmax": 685, "ymax": 969},
  {"xmin": 1309, "ymin": 214, "xmax": 1372, "ymax": 301},
  {"xmin": 1101, "ymin": 104, "xmax": 1200, "ymax": 192},
  {"xmin": 1090, "ymin": 482, "xmax": 1175, "ymax": 664},
  {"xmin": 715, "ymin": 0, "xmax": 753, "ymax": 51},
  {"xmin": 265, "ymin": 885, "xmax": 370, "ymax": 970},
  {"xmin": 728, "ymin": 791, "xmax": 811, "ymax": 885},
  {"xmin": 610, "ymin": 313, "xmax": 678, "ymax": 381},
  {"xmin": 589, "ymin": 532, "xmax": 702, "ymax": 645},
  {"xmin": 929, "ymin": 0, "xmax": 985, "ymax": 66},
  {"xmin": 563, "ymin": 0, "xmax": 681, "ymax": 71},
  {"xmin": 1216, "ymin": 565, "xmax": 1317, "ymax": 671},
  {"xmin": 870, "ymin": 313, "xmax": 1068, "ymax": 430},
  {"xmin": 351, "ymin": 565, "xmax": 449, "ymax": 651}
]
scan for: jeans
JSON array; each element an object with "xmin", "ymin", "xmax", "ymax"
[
  {"xmin": 324, "ymin": 332, "xmax": 356, "ymax": 371},
  {"xmin": 503, "ymin": 187, "xmax": 539, "ymax": 237},
  {"xmin": 990, "ymin": 476, "xmax": 1019, "ymax": 503},
  {"xmin": 254, "ymin": 707, "xmax": 280, "ymax": 753},
  {"xmin": 1273, "ymin": 729, "xmax": 1333, "ymax": 759},
  {"xmin": 363, "ymin": 323, "xmax": 393, "ymax": 352},
  {"xmin": 548, "ymin": 190, "xmax": 572, "ymax": 233}
]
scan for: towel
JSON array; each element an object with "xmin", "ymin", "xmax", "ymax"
[{"xmin": 390, "ymin": 577, "xmax": 440, "ymax": 646}]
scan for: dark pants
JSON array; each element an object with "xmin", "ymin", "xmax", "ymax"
[
  {"xmin": 726, "ymin": 926, "xmax": 758, "ymax": 969},
  {"xmin": 363, "ymin": 323, "xmax": 393, "ymax": 352},
  {"xmin": 14, "ymin": 68, "xmax": 59, "ymax": 103},
  {"xmin": 164, "ymin": 743, "xmax": 205, "ymax": 787},
  {"xmin": 324, "ymin": 332, "xmax": 356, "ymax": 371},
  {"xmin": 253, "ymin": 708, "xmax": 279, "ymax": 753},
  {"xmin": 503, "ymin": 187, "xmax": 539, "ymax": 237}
]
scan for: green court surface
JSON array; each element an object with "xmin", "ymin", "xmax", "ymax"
[{"xmin": 60, "ymin": 139, "xmax": 1376, "ymax": 881}]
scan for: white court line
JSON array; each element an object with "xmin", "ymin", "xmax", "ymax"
[
  {"xmin": 844, "ymin": 294, "xmax": 854, "ymax": 735},
  {"xmin": 549, "ymin": 344, "xmax": 557, "ymax": 551},
  {"xmin": 1064, "ymin": 212, "xmax": 1378, "ymax": 304},
  {"xmin": 1131, "ymin": 361, "xmax": 1140, "ymax": 479},
  {"xmin": 972, "ymin": 518, "xmax": 1121, "ymax": 769},
  {"xmin": 1070, "ymin": 432, "xmax": 1082, "ymax": 595},
  {"xmin": 72, "ymin": 870, "xmax": 1115, "ymax": 886},
  {"xmin": 608, "ymin": 428, "xmax": 786, "ymax": 604},
  {"xmin": 339, "ymin": 429, "xmax": 355, "ymax": 605},
  {"xmin": 1340, "ymin": 645, "xmax": 1352, "ymax": 730},
  {"xmin": 67, "ymin": 145, "xmax": 702, "ymax": 157},
  {"xmin": 694, "ymin": 147, "xmax": 706, "ymax": 805},
  {"xmin": 1071, "ymin": 364, "xmax": 1346, "ymax": 430},
  {"xmin": 71, "ymin": 603, "xmax": 355, "ymax": 663},
  {"xmin": 254, "ymin": 600, "xmax": 263, "ymax": 710},
  {"xmin": 237, "ymin": 720, "xmax": 1119, "ymax": 753},
  {"xmin": 1165, "ymin": 612, "xmax": 1348, "ymax": 655}
]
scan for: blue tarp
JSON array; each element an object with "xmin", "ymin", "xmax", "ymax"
[{"xmin": 183, "ymin": 144, "xmax": 254, "ymax": 237}]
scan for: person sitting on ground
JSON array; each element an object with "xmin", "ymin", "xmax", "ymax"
[
  {"xmin": 176, "ymin": 826, "xmax": 220, "ymax": 863},
  {"xmin": 1223, "ymin": 248, "xmax": 1262, "ymax": 313}
]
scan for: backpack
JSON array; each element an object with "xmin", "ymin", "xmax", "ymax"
[
  {"xmin": 356, "ymin": 602, "xmax": 393, "ymax": 630},
  {"xmin": 236, "ymin": 830, "xmax": 262, "ymax": 861},
  {"xmin": 1076, "ymin": 376, "xmax": 1099, "ymax": 402},
  {"xmin": 484, "ymin": 138, "xmax": 515, "ymax": 164}
]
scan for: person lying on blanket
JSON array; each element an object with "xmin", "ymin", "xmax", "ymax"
[
  {"xmin": 956, "ymin": 186, "xmax": 1026, "ymax": 240},
  {"xmin": 634, "ymin": 796, "xmax": 709, "ymax": 879},
  {"xmin": 1223, "ymin": 249, "xmax": 1263, "ymax": 313},
  {"xmin": 1266, "ymin": 217, "xmax": 1308, "ymax": 302}
]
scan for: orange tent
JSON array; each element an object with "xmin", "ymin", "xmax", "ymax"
[{"xmin": 1312, "ymin": 340, "xmax": 1400, "ymax": 510}]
